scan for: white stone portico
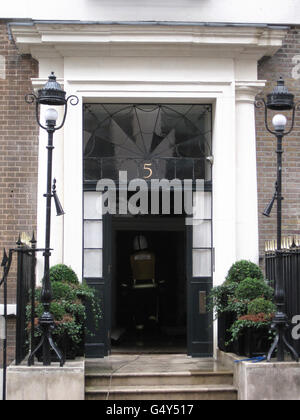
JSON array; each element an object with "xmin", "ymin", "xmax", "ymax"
[
  {"xmin": 10, "ymin": 22, "xmax": 287, "ymax": 354},
  {"xmin": 10, "ymin": 22, "xmax": 286, "ymax": 281}
]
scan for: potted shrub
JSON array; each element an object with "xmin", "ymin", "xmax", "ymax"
[
  {"xmin": 227, "ymin": 298, "xmax": 276, "ymax": 357},
  {"xmin": 225, "ymin": 260, "xmax": 264, "ymax": 284},
  {"xmin": 208, "ymin": 260, "xmax": 274, "ymax": 355},
  {"xmin": 27, "ymin": 264, "xmax": 101, "ymax": 361}
]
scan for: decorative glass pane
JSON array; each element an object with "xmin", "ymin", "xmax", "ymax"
[
  {"xmin": 193, "ymin": 249, "xmax": 211, "ymax": 277},
  {"xmin": 84, "ymin": 104, "xmax": 212, "ymax": 182},
  {"xmin": 84, "ymin": 221, "xmax": 103, "ymax": 249},
  {"xmin": 84, "ymin": 250, "xmax": 103, "ymax": 278},
  {"xmin": 194, "ymin": 158, "xmax": 211, "ymax": 181},
  {"xmin": 193, "ymin": 221, "xmax": 212, "ymax": 248},
  {"xmin": 193, "ymin": 192, "xmax": 212, "ymax": 220},
  {"xmin": 84, "ymin": 192, "xmax": 103, "ymax": 220},
  {"xmin": 176, "ymin": 158, "xmax": 194, "ymax": 179},
  {"xmin": 84, "ymin": 158, "xmax": 101, "ymax": 181}
]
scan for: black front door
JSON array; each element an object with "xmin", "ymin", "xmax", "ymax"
[
  {"xmin": 85, "ymin": 214, "xmax": 112, "ymax": 358},
  {"xmin": 110, "ymin": 216, "xmax": 187, "ymax": 353}
]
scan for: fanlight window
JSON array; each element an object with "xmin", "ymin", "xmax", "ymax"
[{"xmin": 83, "ymin": 104, "xmax": 212, "ymax": 182}]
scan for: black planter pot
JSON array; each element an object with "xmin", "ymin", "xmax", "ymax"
[
  {"xmin": 234, "ymin": 327, "xmax": 271, "ymax": 358},
  {"xmin": 218, "ymin": 311, "xmax": 236, "ymax": 352},
  {"xmin": 35, "ymin": 333, "xmax": 83, "ymax": 363}
]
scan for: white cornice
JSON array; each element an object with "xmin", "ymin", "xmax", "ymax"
[
  {"xmin": 10, "ymin": 23, "xmax": 287, "ymax": 60},
  {"xmin": 31, "ymin": 78, "xmax": 232, "ymax": 98}
]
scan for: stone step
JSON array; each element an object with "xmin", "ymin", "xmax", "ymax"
[
  {"xmin": 85, "ymin": 384, "xmax": 238, "ymax": 400},
  {"xmin": 85, "ymin": 371, "xmax": 234, "ymax": 387}
]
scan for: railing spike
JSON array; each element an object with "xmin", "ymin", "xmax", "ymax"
[
  {"xmin": 30, "ymin": 231, "xmax": 37, "ymax": 245},
  {"xmin": 1, "ymin": 248, "xmax": 8, "ymax": 267},
  {"xmin": 16, "ymin": 234, "xmax": 22, "ymax": 247}
]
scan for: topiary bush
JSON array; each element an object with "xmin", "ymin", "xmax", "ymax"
[
  {"xmin": 27, "ymin": 264, "xmax": 101, "ymax": 359},
  {"xmin": 247, "ymin": 297, "xmax": 276, "ymax": 316},
  {"xmin": 234, "ymin": 277, "xmax": 274, "ymax": 301},
  {"xmin": 225, "ymin": 260, "xmax": 264, "ymax": 284},
  {"xmin": 208, "ymin": 260, "xmax": 276, "ymax": 355},
  {"xmin": 49, "ymin": 264, "xmax": 79, "ymax": 285}
]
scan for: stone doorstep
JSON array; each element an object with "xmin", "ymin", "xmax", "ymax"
[
  {"xmin": 85, "ymin": 384, "xmax": 238, "ymax": 401},
  {"xmin": 85, "ymin": 354, "xmax": 237, "ymax": 400},
  {"xmin": 85, "ymin": 370, "xmax": 234, "ymax": 387}
]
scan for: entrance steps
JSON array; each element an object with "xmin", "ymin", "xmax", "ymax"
[{"xmin": 85, "ymin": 355, "xmax": 237, "ymax": 400}]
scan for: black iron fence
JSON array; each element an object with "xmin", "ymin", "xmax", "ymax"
[
  {"xmin": 0, "ymin": 234, "xmax": 37, "ymax": 400},
  {"xmin": 265, "ymin": 237, "xmax": 300, "ymax": 357}
]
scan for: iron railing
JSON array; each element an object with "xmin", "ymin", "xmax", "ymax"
[
  {"xmin": 0, "ymin": 234, "xmax": 37, "ymax": 401},
  {"xmin": 0, "ymin": 249, "xmax": 12, "ymax": 401},
  {"xmin": 265, "ymin": 236, "xmax": 300, "ymax": 357}
]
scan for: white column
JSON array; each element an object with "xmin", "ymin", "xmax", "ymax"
[
  {"xmin": 212, "ymin": 87, "xmax": 237, "ymax": 359},
  {"xmin": 63, "ymin": 88, "xmax": 83, "ymax": 281},
  {"xmin": 235, "ymin": 81, "xmax": 265, "ymax": 263},
  {"xmin": 213, "ymin": 86, "xmax": 237, "ymax": 287}
]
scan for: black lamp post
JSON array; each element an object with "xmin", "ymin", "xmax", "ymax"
[
  {"xmin": 25, "ymin": 73, "xmax": 78, "ymax": 366},
  {"xmin": 256, "ymin": 77, "xmax": 299, "ymax": 362}
]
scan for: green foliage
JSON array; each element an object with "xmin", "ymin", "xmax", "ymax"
[
  {"xmin": 207, "ymin": 283, "xmax": 238, "ymax": 315},
  {"xmin": 34, "ymin": 301, "xmax": 66, "ymax": 321},
  {"xmin": 227, "ymin": 316, "xmax": 273, "ymax": 345},
  {"xmin": 225, "ymin": 260, "xmax": 264, "ymax": 284},
  {"xmin": 225, "ymin": 297, "xmax": 250, "ymax": 318},
  {"xmin": 208, "ymin": 260, "xmax": 275, "ymax": 349},
  {"xmin": 234, "ymin": 278, "xmax": 274, "ymax": 301},
  {"xmin": 51, "ymin": 281, "xmax": 76, "ymax": 301},
  {"xmin": 49, "ymin": 264, "xmax": 79, "ymax": 285},
  {"xmin": 247, "ymin": 298, "xmax": 276, "ymax": 316},
  {"xmin": 27, "ymin": 264, "xmax": 102, "ymax": 356}
]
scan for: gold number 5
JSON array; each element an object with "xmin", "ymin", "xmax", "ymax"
[{"xmin": 144, "ymin": 163, "xmax": 153, "ymax": 179}]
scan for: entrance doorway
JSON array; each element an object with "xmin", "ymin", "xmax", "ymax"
[
  {"xmin": 83, "ymin": 103, "xmax": 214, "ymax": 358},
  {"xmin": 111, "ymin": 220, "xmax": 186, "ymax": 353}
]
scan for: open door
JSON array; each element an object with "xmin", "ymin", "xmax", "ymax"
[
  {"xmin": 84, "ymin": 191, "xmax": 112, "ymax": 358},
  {"xmin": 186, "ymin": 191, "xmax": 213, "ymax": 357}
]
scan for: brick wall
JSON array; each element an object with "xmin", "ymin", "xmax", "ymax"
[
  {"xmin": 0, "ymin": 20, "xmax": 38, "ymax": 363},
  {"xmin": 257, "ymin": 26, "xmax": 300, "ymax": 262}
]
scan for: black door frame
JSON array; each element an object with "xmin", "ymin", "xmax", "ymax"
[{"xmin": 186, "ymin": 223, "xmax": 214, "ymax": 357}]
